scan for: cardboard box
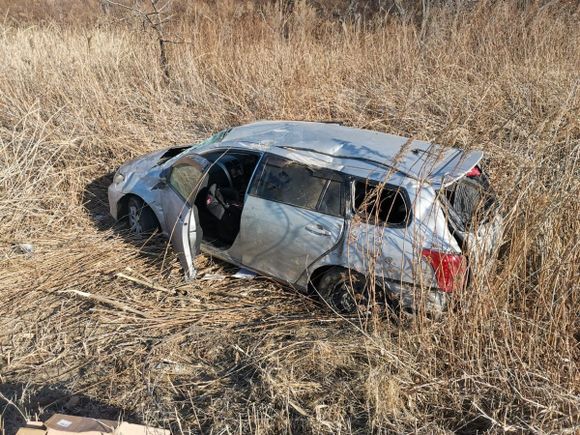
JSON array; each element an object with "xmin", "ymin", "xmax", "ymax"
[
  {"xmin": 113, "ymin": 423, "xmax": 168, "ymax": 435},
  {"xmin": 45, "ymin": 414, "xmax": 117, "ymax": 435},
  {"xmin": 15, "ymin": 421, "xmax": 46, "ymax": 435},
  {"xmin": 16, "ymin": 414, "xmax": 169, "ymax": 435}
]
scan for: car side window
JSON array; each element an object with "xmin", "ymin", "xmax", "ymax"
[
  {"xmin": 250, "ymin": 156, "xmax": 329, "ymax": 211},
  {"xmin": 354, "ymin": 181, "xmax": 409, "ymax": 226},
  {"xmin": 169, "ymin": 163, "xmax": 204, "ymax": 203},
  {"xmin": 317, "ymin": 179, "xmax": 343, "ymax": 217}
]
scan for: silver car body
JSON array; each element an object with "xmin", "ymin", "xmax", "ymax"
[{"xmin": 108, "ymin": 121, "xmax": 502, "ymax": 311}]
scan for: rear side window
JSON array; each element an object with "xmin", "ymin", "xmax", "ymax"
[
  {"xmin": 318, "ymin": 179, "xmax": 343, "ymax": 217},
  {"xmin": 354, "ymin": 181, "xmax": 410, "ymax": 226},
  {"xmin": 251, "ymin": 156, "xmax": 343, "ymax": 215}
]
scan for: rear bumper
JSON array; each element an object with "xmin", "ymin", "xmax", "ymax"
[{"xmin": 386, "ymin": 280, "xmax": 449, "ymax": 314}]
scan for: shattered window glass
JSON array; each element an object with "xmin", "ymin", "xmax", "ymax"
[
  {"xmin": 354, "ymin": 181, "xmax": 409, "ymax": 226},
  {"xmin": 195, "ymin": 128, "xmax": 232, "ymax": 147},
  {"xmin": 443, "ymin": 172, "xmax": 497, "ymax": 231},
  {"xmin": 252, "ymin": 156, "xmax": 327, "ymax": 211}
]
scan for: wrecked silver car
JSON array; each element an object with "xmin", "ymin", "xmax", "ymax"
[{"xmin": 108, "ymin": 121, "xmax": 503, "ymax": 313}]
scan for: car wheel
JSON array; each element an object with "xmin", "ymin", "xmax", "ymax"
[
  {"xmin": 316, "ymin": 267, "xmax": 370, "ymax": 314},
  {"xmin": 126, "ymin": 196, "xmax": 158, "ymax": 236}
]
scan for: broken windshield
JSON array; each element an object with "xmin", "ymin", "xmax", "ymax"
[
  {"xmin": 441, "ymin": 169, "xmax": 498, "ymax": 232},
  {"xmin": 196, "ymin": 128, "xmax": 232, "ymax": 147}
]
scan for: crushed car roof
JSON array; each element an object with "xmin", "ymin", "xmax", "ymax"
[{"xmin": 196, "ymin": 120, "xmax": 483, "ymax": 187}]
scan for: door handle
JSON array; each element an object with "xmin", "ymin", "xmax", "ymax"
[{"xmin": 305, "ymin": 224, "xmax": 331, "ymax": 237}]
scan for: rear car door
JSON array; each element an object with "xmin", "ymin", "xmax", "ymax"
[
  {"xmin": 160, "ymin": 154, "xmax": 210, "ymax": 280},
  {"xmin": 238, "ymin": 155, "xmax": 345, "ymax": 284},
  {"xmin": 347, "ymin": 181, "xmax": 416, "ymax": 287}
]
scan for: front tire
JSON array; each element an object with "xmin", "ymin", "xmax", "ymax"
[
  {"xmin": 316, "ymin": 267, "xmax": 370, "ymax": 314},
  {"xmin": 126, "ymin": 196, "xmax": 159, "ymax": 236}
]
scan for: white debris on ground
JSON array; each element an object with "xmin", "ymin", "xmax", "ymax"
[{"xmin": 232, "ymin": 268, "xmax": 256, "ymax": 279}]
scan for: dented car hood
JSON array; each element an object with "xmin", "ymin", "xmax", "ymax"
[{"xmin": 117, "ymin": 148, "xmax": 171, "ymax": 176}]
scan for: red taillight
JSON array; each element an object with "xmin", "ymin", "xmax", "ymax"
[
  {"xmin": 466, "ymin": 166, "xmax": 481, "ymax": 177},
  {"xmin": 421, "ymin": 249, "xmax": 467, "ymax": 293}
]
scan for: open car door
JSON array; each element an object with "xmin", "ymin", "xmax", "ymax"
[{"xmin": 160, "ymin": 154, "xmax": 211, "ymax": 280}]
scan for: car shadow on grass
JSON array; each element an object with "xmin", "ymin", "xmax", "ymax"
[
  {"xmin": 82, "ymin": 172, "xmax": 116, "ymax": 232},
  {"xmin": 0, "ymin": 382, "xmax": 140, "ymax": 435},
  {"xmin": 82, "ymin": 171, "xmax": 181, "ymax": 277},
  {"xmin": 82, "ymin": 171, "xmax": 245, "ymax": 281}
]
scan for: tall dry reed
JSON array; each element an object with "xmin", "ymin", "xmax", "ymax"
[{"xmin": 0, "ymin": 1, "xmax": 578, "ymax": 433}]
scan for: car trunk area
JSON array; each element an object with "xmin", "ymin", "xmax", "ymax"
[
  {"xmin": 439, "ymin": 167, "xmax": 498, "ymax": 246},
  {"xmin": 437, "ymin": 166, "xmax": 502, "ymax": 285}
]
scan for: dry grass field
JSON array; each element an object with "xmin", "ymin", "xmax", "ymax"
[{"xmin": 0, "ymin": 1, "xmax": 579, "ymax": 433}]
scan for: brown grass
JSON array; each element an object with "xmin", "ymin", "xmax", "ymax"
[{"xmin": 0, "ymin": 1, "xmax": 579, "ymax": 433}]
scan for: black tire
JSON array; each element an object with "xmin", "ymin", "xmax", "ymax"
[
  {"xmin": 316, "ymin": 267, "xmax": 370, "ymax": 314},
  {"xmin": 126, "ymin": 196, "xmax": 159, "ymax": 236}
]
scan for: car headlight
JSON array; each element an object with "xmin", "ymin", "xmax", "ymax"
[{"xmin": 114, "ymin": 173, "xmax": 125, "ymax": 184}]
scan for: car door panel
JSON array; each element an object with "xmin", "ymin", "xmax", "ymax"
[
  {"xmin": 160, "ymin": 191, "xmax": 202, "ymax": 280},
  {"xmin": 345, "ymin": 222, "xmax": 415, "ymax": 285},
  {"xmin": 236, "ymin": 195, "xmax": 343, "ymax": 284},
  {"xmin": 160, "ymin": 154, "xmax": 210, "ymax": 280}
]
